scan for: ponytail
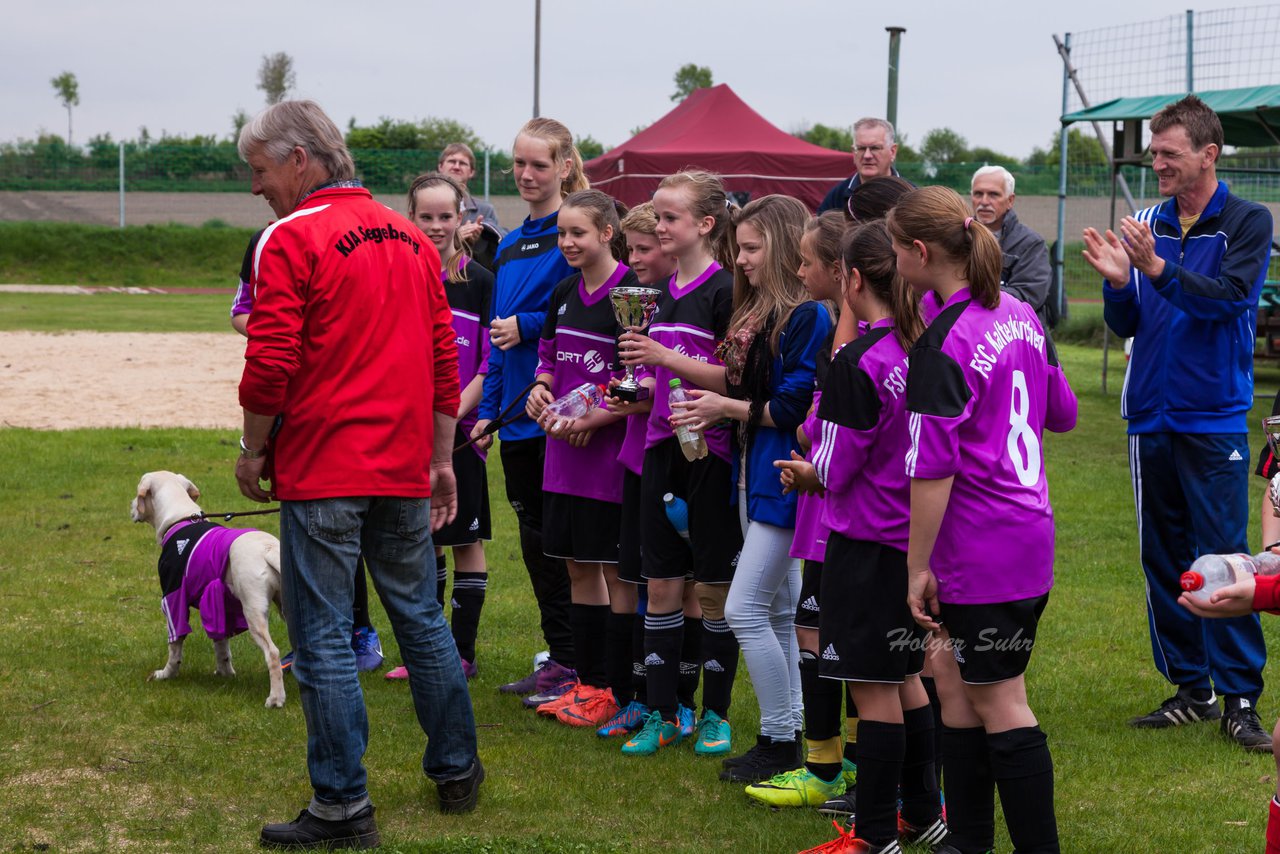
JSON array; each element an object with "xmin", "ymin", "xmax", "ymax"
[
  {"xmin": 841, "ymin": 221, "xmax": 923, "ymax": 351},
  {"xmin": 886, "ymin": 186, "xmax": 1002, "ymax": 310}
]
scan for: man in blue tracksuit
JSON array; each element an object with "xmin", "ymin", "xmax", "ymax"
[{"xmin": 1084, "ymin": 94, "xmax": 1274, "ymax": 751}]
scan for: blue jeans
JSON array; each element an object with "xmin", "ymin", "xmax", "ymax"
[{"xmin": 280, "ymin": 496, "xmax": 478, "ymax": 819}]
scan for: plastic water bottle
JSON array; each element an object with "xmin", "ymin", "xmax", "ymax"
[
  {"xmin": 663, "ymin": 492, "xmax": 690, "ymax": 541},
  {"xmin": 544, "ymin": 383, "xmax": 605, "ymax": 431},
  {"xmin": 1180, "ymin": 553, "xmax": 1258, "ymax": 602},
  {"xmin": 668, "ymin": 378, "xmax": 708, "ymax": 461}
]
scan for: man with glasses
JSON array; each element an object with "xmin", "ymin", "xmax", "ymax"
[{"xmin": 817, "ymin": 117, "xmax": 902, "ymax": 215}]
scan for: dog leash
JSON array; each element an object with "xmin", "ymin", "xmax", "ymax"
[
  {"xmin": 452, "ymin": 380, "xmax": 539, "ymax": 453},
  {"xmin": 186, "ymin": 508, "xmax": 281, "ymax": 523}
]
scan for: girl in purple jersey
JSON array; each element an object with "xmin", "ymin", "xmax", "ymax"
[
  {"xmin": 779, "ymin": 222, "xmax": 946, "ymax": 852},
  {"xmin": 672, "ymin": 195, "xmax": 833, "ymax": 784},
  {"xmin": 383, "ymin": 173, "xmax": 494, "ymax": 682},
  {"xmin": 889, "ymin": 186, "xmax": 1076, "ymax": 854},
  {"xmin": 525, "ymin": 189, "xmax": 634, "ymax": 728},
  {"xmin": 594, "ymin": 202, "xmax": 681, "ymax": 739},
  {"xmin": 616, "ymin": 170, "xmax": 744, "ymax": 757}
]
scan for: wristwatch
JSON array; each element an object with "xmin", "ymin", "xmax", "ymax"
[{"xmin": 239, "ymin": 436, "xmax": 266, "ymax": 460}]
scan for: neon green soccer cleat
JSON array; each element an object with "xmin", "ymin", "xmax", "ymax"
[{"xmin": 745, "ymin": 766, "xmax": 847, "ymax": 808}]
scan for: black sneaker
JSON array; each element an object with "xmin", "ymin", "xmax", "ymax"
[
  {"xmin": 259, "ymin": 805, "xmax": 379, "ymax": 850},
  {"xmin": 722, "ymin": 735, "xmax": 770, "ymax": 770},
  {"xmin": 1129, "ymin": 687, "xmax": 1220, "ymax": 728},
  {"xmin": 1221, "ymin": 697, "xmax": 1273, "ymax": 753},
  {"xmin": 719, "ymin": 738, "xmax": 799, "ymax": 783},
  {"xmin": 437, "ymin": 758, "xmax": 484, "ymax": 813},
  {"xmin": 817, "ymin": 788, "xmax": 857, "ymax": 819}
]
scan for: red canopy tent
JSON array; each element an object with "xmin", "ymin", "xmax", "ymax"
[{"xmin": 584, "ymin": 84, "xmax": 853, "ymax": 211}]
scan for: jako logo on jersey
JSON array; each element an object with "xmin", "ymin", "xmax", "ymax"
[
  {"xmin": 821, "ymin": 644, "xmax": 840, "ymax": 661},
  {"xmin": 521, "ymin": 241, "xmax": 542, "ymax": 252},
  {"xmin": 644, "ymin": 652, "xmax": 665, "ymax": 666},
  {"xmin": 672, "ymin": 343, "xmax": 710, "ymax": 363},
  {"xmin": 704, "ymin": 659, "xmax": 724, "ymax": 673}
]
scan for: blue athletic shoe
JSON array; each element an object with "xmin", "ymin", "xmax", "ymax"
[
  {"xmin": 678, "ymin": 704, "xmax": 696, "ymax": 740},
  {"xmin": 352, "ymin": 626, "xmax": 384, "ymax": 672},
  {"xmin": 598, "ymin": 701, "xmax": 651, "ymax": 738}
]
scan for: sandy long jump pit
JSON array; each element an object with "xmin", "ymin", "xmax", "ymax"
[{"xmin": 0, "ymin": 331, "xmax": 245, "ymax": 430}]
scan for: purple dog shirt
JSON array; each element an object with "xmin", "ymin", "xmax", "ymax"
[{"xmin": 158, "ymin": 520, "xmax": 255, "ymax": 642}]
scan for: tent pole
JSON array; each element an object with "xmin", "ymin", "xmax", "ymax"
[{"xmin": 1055, "ymin": 32, "xmax": 1071, "ymax": 342}]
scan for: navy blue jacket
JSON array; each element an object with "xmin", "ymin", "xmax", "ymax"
[
  {"xmin": 733, "ymin": 301, "xmax": 832, "ymax": 528},
  {"xmin": 478, "ymin": 211, "xmax": 575, "ymax": 442},
  {"xmin": 1102, "ymin": 181, "xmax": 1273, "ymax": 434}
]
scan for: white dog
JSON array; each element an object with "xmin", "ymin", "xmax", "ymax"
[{"xmin": 131, "ymin": 470, "xmax": 286, "ymax": 708}]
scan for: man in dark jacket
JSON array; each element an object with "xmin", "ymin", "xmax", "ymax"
[
  {"xmin": 970, "ymin": 165, "xmax": 1053, "ymax": 328},
  {"xmin": 817, "ymin": 117, "xmax": 901, "ymax": 215}
]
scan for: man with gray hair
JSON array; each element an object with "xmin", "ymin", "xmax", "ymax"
[
  {"xmin": 817, "ymin": 117, "xmax": 903, "ymax": 215},
  {"xmin": 970, "ymin": 165, "xmax": 1054, "ymax": 327},
  {"xmin": 234, "ymin": 99, "xmax": 483, "ymax": 849}
]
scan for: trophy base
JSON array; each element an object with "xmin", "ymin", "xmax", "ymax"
[{"xmin": 614, "ymin": 384, "xmax": 650, "ymax": 403}]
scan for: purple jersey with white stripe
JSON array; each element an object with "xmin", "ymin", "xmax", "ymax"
[
  {"xmin": 641, "ymin": 264, "xmax": 735, "ymax": 462},
  {"xmin": 158, "ymin": 520, "xmax": 254, "ymax": 643},
  {"xmin": 905, "ymin": 289, "xmax": 1077, "ymax": 604},
  {"xmin": 537, "ymin": 264, "xmax": 634, "ymax": 503},
  {"xmin": 445, "ymin": 257, "xmax": 494, "ymax": 459},
  {"xmin": 813, "ymin": 318, "xmax": 913, "ymax": 551},
  {"xmin": 790, "ymin": 392, "xmax": 828, "ymax": 561}
]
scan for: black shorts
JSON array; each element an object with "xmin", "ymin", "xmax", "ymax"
[
  {"xmin": 819, "ymin": 534, "xmax": 924, "ymax": 683},
  {"xmin": 639, "ymin": 438, "xmax": 742, "ymax": 584},
  {"xmin": 618, "ymin": 469, "xmax": 645, "ymax": 583},
  {"xmin": 794, "ymin": 559, "xmax": 823, "ymax": 629},
  {"xmin": 432, "ymin": 428, "xmax": 492, "ymax": 547},
  {"xmin": 939, "ymin": 594, "xmax": 1049, "ymax": 685},
  {"xmin": 543, "ymin": 491, "xmax": 621, "ymax": 563}
]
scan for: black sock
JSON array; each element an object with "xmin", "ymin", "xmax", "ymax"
[
  {"xmin": 988, "ymin": 726, "xmax": 1060, "ymax": 853},
  {"xmin": 606, "ymin": 610, "xmax": 636, "ymax": 705},
  {"xmin": 435, "ymin": 551, "xmax": 448, "ymax": 608},
  {"xmin": 700, "ymin": 615, "xmax": 738, "ymax": 719},
  {"xmin": 449, "ymin": 571, "xmax": 486, "ymax": 663},
  {"xmin": 631, "ymin": 605, "xmax": 647, "ymax": 705},
  {"xmin": 799, "ymin": 650, "xmax": 842, "ymax": 740},
  {"xmin": 678, "ymin": 615, "xmax": 702, "ymax": 711},
  {"xmin": 644, "ymin": 609, "xmax": 683, "ymax": 720},
  {"xmin": 353, "ymin": 555, "xmax": 372, "ymax": 630},
  {"xmin": 942, "ymin": 725, "xmax": 996, "ymax": 853},
  {"xmin": 854, "ymin": 719, "xmax": 906, "ymax": 846},
  {"xmin": 922, "ymin": 676, "xmax": 944, "ymax": 788},
  {"xmin": 899, "ymin": 704, "xmax": 942, "ymax": 828},
  {"xmin": 570, "ymin": 603, "xmax": 610, "ymax": 688}
]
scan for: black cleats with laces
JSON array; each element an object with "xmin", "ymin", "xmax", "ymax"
[
  {"xmin": 1221, "ymin": 697, "xmax": 1273, "ymax": 752},
  {"xmin": 1129, "ymin": 687, "xmax": 1220, "ymax": 728}
]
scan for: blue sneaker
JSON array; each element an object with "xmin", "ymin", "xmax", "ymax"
[
  {"xmin": 597, "ymin": 700, "xmax": 650, "ymax": 737},
  {"xmin": 678, "ymin": 704, "xmax": 696, "ymax": 740},
  {"xmin": 352, "ymin": 626, "xmax": 384, "ymax": 672}
]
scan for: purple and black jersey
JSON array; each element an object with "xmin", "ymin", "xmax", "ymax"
[
  {"xmin": 445, "ymin": 257, "xmax": 495, "ymax": 458},
  {"xmin": 813, "ymin": 318, "xmax": 913, "ymax": 551},
  {"xmin": 790, "ymin": 330, "xmax": 838, "ymax": 562},
  {"xmin": 536, "ymin": 264, "xmax": 635, "ymax": 503},
  {"xmin": 905, "ymin": 289, "xmax": 1077, "ymax": 604},
  {"xmin": 641, "ymin": 264, "xmax": 735, "ymax": 462},
  {"xmin": 158, "ymin": 520, "xmax": 255, "ymax": 643},
  {"xmin": 230, "ymin": 228, "xmax": 266, "ymax": 319}
]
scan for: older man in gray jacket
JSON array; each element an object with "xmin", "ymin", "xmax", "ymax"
[{"xmin": 971, "ymin": 165, "xmax": 1054, "ymax": 328}]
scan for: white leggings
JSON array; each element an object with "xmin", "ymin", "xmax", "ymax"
[{"xmin": 725, "ymin": 490, "xmax": 802, "ymax": 740}]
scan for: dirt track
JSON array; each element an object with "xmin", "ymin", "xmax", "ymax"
[{"xmin": 0, "ymin": 331, "xmax": 244, "ymax": 430}]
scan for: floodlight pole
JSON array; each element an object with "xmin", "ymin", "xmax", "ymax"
[
  {"xmin": 1186, "ymin": 9, "xmax": 1195, "ymax": 91},
  {"xmin": 885, "ymin": 27, "xmax": 906, "ymax": 130},
  {"xmin": 533, "ymin": 0, "xmax": 542, "ymax": 118}
]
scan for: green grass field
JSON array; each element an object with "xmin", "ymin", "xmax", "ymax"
[{"xmin": 6, "ymin": 268, "xmax": 1280, "ymax": 851}]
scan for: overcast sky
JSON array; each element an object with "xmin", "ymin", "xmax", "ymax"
[{"xmin": 5, "ymin": 0, "xmax": 1271, "ymax": 162}]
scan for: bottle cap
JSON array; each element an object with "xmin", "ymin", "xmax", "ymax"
[
  {"xmin": 662, "ymin": 492, "xmax": 675, "ymax": 504},
  {"xmin": 1179, "ymin": 571, "xmax": 1205, "ymax": 592},
  {"xmin": 668, "ymin": 378, "xmax": 682, "ymax": 389}
]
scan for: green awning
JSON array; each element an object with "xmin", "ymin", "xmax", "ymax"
[{"xmin": 1062, "ymin": 85, "xmax": 1280, "ymax": 147}]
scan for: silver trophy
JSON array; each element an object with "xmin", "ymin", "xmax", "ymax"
[{"xmin": 609, "ymin": 286, "xmax": 662, "ymax": 402}]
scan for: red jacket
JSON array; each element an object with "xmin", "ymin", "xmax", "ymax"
[
  {"xmin": 1254, "ymin": 573, "xmax": 1280, "ymax": 614},
  {"xmin": 239, "ymin": 186, "xmax": 459, "ymax": 500}
]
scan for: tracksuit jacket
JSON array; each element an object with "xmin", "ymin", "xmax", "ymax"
[{"xmin": 1102, "ymin": 180, "xmax": 1273, "ymax": 435}]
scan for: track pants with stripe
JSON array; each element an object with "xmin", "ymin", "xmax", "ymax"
[{"xmin": 1131, "ymin": 432, "xmax": 1265, "ymax": 703}]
